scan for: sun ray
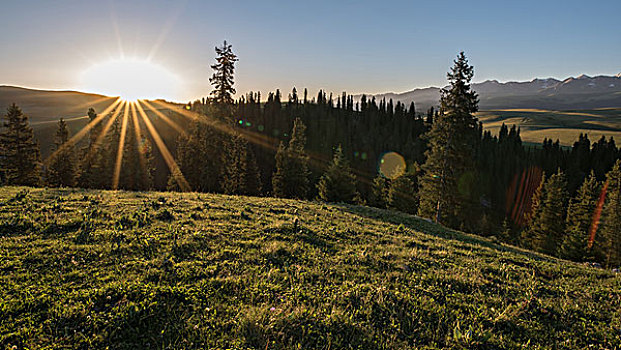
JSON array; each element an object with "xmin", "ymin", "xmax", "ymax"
[
  {"xmin": 45, "ymin": 98, "xmax": 122, "ymax": 164},
  {"xmin": 134, "ymin": 101, "xmax": 191, "ymax": 191},
  {"xmin": 138, "ymin": 99, "xmax": 187, "ymax": 136},
  {"xmin": 149, "ymin": 100, "xmax": 350, "ymax": 176},
  {"xmin": 71, "ymin": 95, "xmax": 118, "ymax": 113},
  {"xmin": 149, "ymin": 99, "xmax": 277, "ymax": 150},
  {"xmin": 31, "ymin": 115, "xmax": 89, "ymax": 126},
  {"xmin": 129, "ymin": 102, "xmax": 149, "ymax": 184},
  {"xmin": 112, "ymin": 102, "xmax": 131, "ymax": 189},
  {"xmin": 109, "ymin": 3, "xmax": 125, "ymax": 59},
  {"xmin": 148, "ymin": 100, "xmax": 378, "ymax": 189},
  {"xmin": 146, "ymin": 5, "xmax": 184, "ymax": 61},
  {"xmin": 90, "ymin": 100, "xmax": 127, "ymax": 151}
]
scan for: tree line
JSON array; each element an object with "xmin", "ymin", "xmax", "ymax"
[{"xmin": 0, "ymin": 42, "xmax": 619, "ymax": 267}]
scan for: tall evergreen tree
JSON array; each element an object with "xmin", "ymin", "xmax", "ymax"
[
  {"xmin": 559, "ymin": 172, "xmax": 599, "ymax": 261},
  {"xmin": 317, "ymin": 145, "xmax": 357, "ymax": 203},
  {"xmin": 78, "ymin": 107, "xmax": 107, "ymax": 188},
  {"xmin": 369, "ymin": 175, "xmax": 389, "ymax": 208},
  {"xmin": 209, "ymin": 40, "xmax": 238, "ymax": 105},
  {"xmin": 272, "ymin": 118, "xmax": 311, "ymax": 199},
  {"xmin": 0, "ymin": 103, "xmax": 41, "ymax": 186},
  {"xmin": 599, "ymin": 160, "xmax": 621, "ymax": 267},
  {"xmin": 46, "ymin": 118, "xmax": 78, "ymax": 187},
  {"xmin": 221, "ymin": 133, "xmax": 262, "ymax": 196},
  {"xmin": 388, "ymin": 173, "xmax": 419, "ymax": 214},
  {"xmin": 418, "ymin": 52, "xmax": 479, "ymax": 228},
  {"xmin": 119, "ymin": 122, "xmax": 154, "ymax": 191},
  {"xmin": 525, "ymin": 170, "xmax": 569, "ymax": 256}
]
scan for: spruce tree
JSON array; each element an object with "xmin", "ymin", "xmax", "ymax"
[
  {"xmin": 272, "ymin": 118, "xmax": 311, "ymax": 199},
  {"xmin": 46, "ymin": 118, "xmax": 78, "ymax": 187},
  {"xmin": 209, "ymin": 40, "xmax": 238, "ymax": 105},
  {"xmin": 388, "ymin": 174, "xmax": 419, "ymax": 214},
  {"xmin": 0, "ymin": 103, "xmax": 41, "ymax": 186},
  {"xmin": 221, "ymin": 134, "xmax": 262, "ymax": 196},
  {"xmin": 78, "ymin": 107, "xmax": 108, "ymax": 188},
  {"xmin": 417, "ymin": 52, "xmax": 479, "ymax": 228},
  {"xmin": 369, "ymin": 175, "xmax": 389, "ymax": 208},
  {"xmin": 119, "ymin": 122, "xmax": 154, "ymax": 191},
  {"xmin": 525, "ymin": 173, "xmax": 546, "ymax": 228},
  {"xmin": 525, "ymin": 169, "xmax": 569, "ymax": 256},
  {"xmin": 317, "ymin": 145, "xmax": 357, "ymax": 203},
  {"xmin": 560, "ymin": 172, "xmax": 599, "ymax": 261},
  {"xmin": 599, "ymin": 160, "xmax": 621, "ymax": 267}
]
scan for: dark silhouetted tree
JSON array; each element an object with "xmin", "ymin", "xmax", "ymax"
[
  {"xmin": 210, "ymin": 40, "xmax": 238, "ymax": 105},
  {"xmin": 221, "ymin": 133, "xmax": 262, "ymax": 196},
  {"xmin": 388, "ymin": 173, "xmax": 419, "ymax": 214},
  {"xmin": 525, "ymin": 169, "xmax": 569, "ymax": 255},
  {"xmin": 560, "ymin": 171, "xmax": 599, "ymax": 261},
  {"xmin": 317, "ymin": 145, "xmax": 357, "ymax": 203},
  {"xmin": 0, "ymin": 103, "xmax": 41, "ymax": 186},
  {"xmin": 599, "ymin": 160, "xmax": 621, "ymax": 267},
  {"xmin": 418, "ymin": 52, "xmax": 479, "ymax": 228},
  {"xmin": 369, "ymin": 175, "xmax": 389, "ymax": 208},
  {"xmin": 272, "ymin": 118, "xmax": 310, "ymax": 198},
  {"xmin": 46, "ymin": 118, "xmax": 77, "ymax": 187}
]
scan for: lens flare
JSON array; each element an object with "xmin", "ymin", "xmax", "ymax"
[
  {"xmin": 588, "ymin": 180, "xmax": 608, "ymax": 249},
  {"xmin": 506, "ymin": 166, "xmax": 544, "ymax": 226},
  {"xmin": 379, "ymin": 152, "xmax": 406, "ymax": 179}
]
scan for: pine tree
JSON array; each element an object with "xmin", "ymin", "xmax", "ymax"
[
  {"xmin": 369, "ymin": 175, "xmax": 389, "ymax": 208},
  {"xmin": 559, "ymin": 172, "xmax": 599, "ymax": 261},
  {"xmin": 388, "ymin": 174, "xmax": 419, "ymax": 214},
  {"xmin": 525, "ymin": 172, "xmax": 546, "ymax": 228},
  {"xmin": 417, "ymin": 52, "xmax": 479, "ymax": 228},
  {"xmin": 221, "ymin": 134, "xmax": 262, "ymax": 196},
  {"xmin": 209, "ymin": 40, "xmax": 238, "ymax": 105},
  {"xmin": 272, "ymin": 118, "xmax": 311, "ymax": 199},
  {"xmin": 0, "ymin": 103, "xmax": 41, "ymax": 186},
  {"xmin": 243, "ymin": 142, "xmax": 262, "ymax": 196},
  {"xmin": 78, "ymin": 107, "xmax": 108, "ymax": 188},
  {"xmin": 46, "ymin": 118, "xmax": 77, "ymax": 187},
  {"xmin": 599, "ymin": 160, "xmax": 621, "ymax": 267},
  {"xmin": 119, "ymin": 122, "xmax": 154, "ymax": 191},
  {"xmin": 317, "ymin": 145, "xmax": 357, "ymax": 203},
  {"xmin": 525, "ymin": 169, "xmax": 569, "ymax": 256}
]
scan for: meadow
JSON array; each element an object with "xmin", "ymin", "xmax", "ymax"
[
  {"xmin": 477, "ymin": 108, "xmax": 621, "ymax": 145},
  {"xmin": 0, "ymin": 186, "xmax": 619, "ymax": 349}
]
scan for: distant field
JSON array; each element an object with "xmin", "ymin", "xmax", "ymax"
[
  {"xmin": 477, "ymin": 108, "xmax": 621, "ymax": 145},
  {"xmin": 0, "ymin": 187, "xmax": 619, "ymax": 349}
]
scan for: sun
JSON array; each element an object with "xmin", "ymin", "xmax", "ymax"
[{"xmin": 81, "ymin": 58, "xmax": 179, "ymax": 102}]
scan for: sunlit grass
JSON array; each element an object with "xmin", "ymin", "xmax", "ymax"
[{"xmin": 0, "ymin": 187, "xmax": 618, "ymax": 348}]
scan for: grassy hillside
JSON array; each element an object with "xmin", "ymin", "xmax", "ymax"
[
  {"xmin": 0, "ymin": 187, "xmax": 619, "ymax": 349},
  {"xmin": 477, "ymin": 108, "xmax": 621, "ymax": 145},
  {"xmin": 0, "ymin": 86, "xmax": 116, "ymax": 122}
]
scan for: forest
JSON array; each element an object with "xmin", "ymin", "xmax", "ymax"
[{"xmin": 1, "ymin": 43, "xmax": 620, "ymax": 268}]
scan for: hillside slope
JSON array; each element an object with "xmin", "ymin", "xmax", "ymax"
[
  {"xmin": 0, "ymin": 86, "xmax": 116, "ymax": 122},
  {"xmin": 0, "ymin": 187, "xmax": 619, "ymax": 349}
]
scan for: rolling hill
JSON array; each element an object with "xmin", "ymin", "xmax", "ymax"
[
  {"xmin": 0, "ymin": 86, "xmax": 192, "ymax": 187},
  {"xmin": 0, "ymin": 186, "xmax": 619, "ymax": 348},
  {"xmin": 477, "ymin": 108, "xmax": 621, "ymax": 145}
]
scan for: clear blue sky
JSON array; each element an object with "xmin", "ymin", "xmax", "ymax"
[{"xmin": 1, "ymin": 0, "xmax": 620, "ymax": 101}]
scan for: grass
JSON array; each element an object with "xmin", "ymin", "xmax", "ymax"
[
  {"xmin": 0, "ymin": 186, "xmax": 619, "ymax": 349},
  {"xmin": 477, "ymin": 108, "xmax": 621, "ymax": 145}
]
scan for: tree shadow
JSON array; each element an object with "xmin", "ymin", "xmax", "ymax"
[{"xmin": 332, "ymin": 203, "xmax": 557, "ymax": 264}]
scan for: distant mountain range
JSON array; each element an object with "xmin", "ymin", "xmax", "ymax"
[{"xmin": 354, "ymin": 74, "xmax": 621, "ymax": 111}]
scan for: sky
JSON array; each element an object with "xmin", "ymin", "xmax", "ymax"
[{"xmin": 1, "ymin": 0, "xmax": 620, "ymax": 102}]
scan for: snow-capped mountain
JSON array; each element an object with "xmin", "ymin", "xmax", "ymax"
[{"xmin": 355, "ymin": 74, "xmax": 621, "ymax": 111}]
